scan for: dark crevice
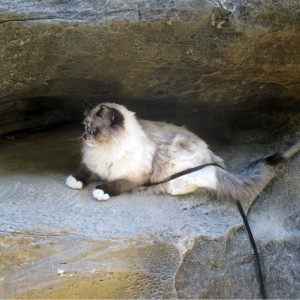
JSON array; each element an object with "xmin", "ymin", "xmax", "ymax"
[{"xmin": 1, "ymin": 94, "xmax": 299, "ymax": 147}]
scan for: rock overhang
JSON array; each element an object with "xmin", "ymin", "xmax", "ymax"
[{"xmin": 0, "ymin": 0, "xmax": 299, "ymax": 140}]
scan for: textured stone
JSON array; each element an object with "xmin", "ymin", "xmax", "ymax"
[{"xmin": 0, "ymin": 0, "xmax": 299, "ymax": 138}]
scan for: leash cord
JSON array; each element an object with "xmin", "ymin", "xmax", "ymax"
[
  {"xmin": 144, "ymin": 162, "xmax": 266, "ymax": 299},
  {"xmin": 235, "ymin": 199, "xmax": 266, "ymax": 299},
  {"xmin": 143, "ymin": 163, "xmax": 225, "ymax": 187}
]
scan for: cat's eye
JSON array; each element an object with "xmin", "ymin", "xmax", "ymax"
[{"xmin": 87, "ymin": 126, "xmax": 98, "ymax": 135}]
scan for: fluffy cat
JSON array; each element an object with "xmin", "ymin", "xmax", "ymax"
[{"xmin": 66, "ymin": 102, "xmax": 300, "ymax": 202}]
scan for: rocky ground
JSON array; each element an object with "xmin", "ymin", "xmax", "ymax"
[{"xmin": 0, "ymin": 123, "xmax": 299, "ymax": 298}]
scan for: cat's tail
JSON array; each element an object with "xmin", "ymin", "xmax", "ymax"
[{"xmin": 215, "ymin": 140, "xmax": 300, "ymax": 201}]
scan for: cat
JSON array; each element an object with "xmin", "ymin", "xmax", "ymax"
[{"xmin": 66, "ymin": 102, "xmax": 300, "ymax": 202}]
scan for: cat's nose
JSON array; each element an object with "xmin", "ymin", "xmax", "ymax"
[{"xmin": 83, "ymin": 133, "xmax": 88, "ymax": 140}]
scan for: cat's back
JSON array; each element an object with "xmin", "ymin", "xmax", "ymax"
[
  {"xmin": 139, "ymin": 119, "xmax": 206, "ymax": 146},
  {"xmin": 139, "ymin": 118, "xmax": 224, "ymax": 168}
]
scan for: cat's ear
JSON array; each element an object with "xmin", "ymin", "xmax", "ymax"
[
  {"xmin": 83, "ymin": 99, "xmax": 94, "ymax": 117},
  {"xmin": 97, "ymin": 105, "xmax": 115, "ymax": 122}
]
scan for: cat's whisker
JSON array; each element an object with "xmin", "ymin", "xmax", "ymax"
[{"xmin": 66, "ymin": 136, "xmax": 83, "ymax": 142}]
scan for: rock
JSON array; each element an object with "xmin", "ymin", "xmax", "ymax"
[
  {"xmin": 0, "ymin": 0, "xmax": 300, "ymax": 298},
  {"xmin": 0, "ymin": 0, "xmax": 299, "ymax": 142},
  {"xmin": 0, "ymin": 125, "xmax": 299, "ymax": 298}
]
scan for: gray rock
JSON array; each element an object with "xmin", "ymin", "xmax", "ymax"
[{"xmin": 0, "ymin": 125, "xmax": 299, "ymax": 298}]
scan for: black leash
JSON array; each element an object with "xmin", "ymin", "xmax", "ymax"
[
  {"xmin": 236, "ymin": 199, "xmax": 266, "ymax": 299},
  {"xmin": 144, "ymin": 162, "xmax": 267, "ymax": 299},
  {"xmin": 143, "ymin": 163, "xmax": 225, "ymax": 187}
]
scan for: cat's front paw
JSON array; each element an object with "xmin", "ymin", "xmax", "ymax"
[
  {"xmin": 92, "ymin": 189, "xmax": 110, "ymax": 201},
  {"xmin": 66, "ymin": 175, "xmax": 83, "ymax": 190}
]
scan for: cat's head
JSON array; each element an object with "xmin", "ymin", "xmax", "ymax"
[{"xmin": 82, "ymin": 103, "xmax": 128, "ymax": 146}]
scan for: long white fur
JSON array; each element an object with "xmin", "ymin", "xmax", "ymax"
[
  {"xmin": 140, "ymin": 119, "xmax": 224, "ymax": 195},
  {"xmin": 79, "ymin": 103, "xmax": 223, "ymax": 198},
  {"xmin": 82, "ymin": 103, "xmax": 156, "ymax": 183}
]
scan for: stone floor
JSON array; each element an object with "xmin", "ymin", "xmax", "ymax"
[{"xmin": 0, "ymin": 124, "xmax": 299, "ymax": 298}]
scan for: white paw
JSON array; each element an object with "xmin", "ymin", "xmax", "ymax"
[
  {"xmin": 92, "ymin": 189, "xmax": 110, "ymax": 201},
  {"xmin": 66, "ymin": 175, "xmax": 83, "ymax": 190}
]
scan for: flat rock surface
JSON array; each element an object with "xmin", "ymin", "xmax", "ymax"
[{"xmin": 0, "ymin": 124, "xmax": 299, "ymax": 298}]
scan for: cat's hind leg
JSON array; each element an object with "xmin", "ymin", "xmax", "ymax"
[
  {"xmin": 66, "ymin": 164, "xmax": 96, "ymax": 190},
  {"xmin": 151, "ymin": 132, "xmax": 220, "ymax": 196},
  {"xmin": 166, "ymin": 165, "xmax": 218, "ymax": 195}
]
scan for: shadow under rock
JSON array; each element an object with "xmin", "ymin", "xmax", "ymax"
[{"xmin": 0, "ymin": 124, "xmax": 82, "ymax": 174}]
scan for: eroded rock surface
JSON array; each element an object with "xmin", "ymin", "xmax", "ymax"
[{"xmin": 0, "ymin": 0, "xmax": 299, "ymax": 137}]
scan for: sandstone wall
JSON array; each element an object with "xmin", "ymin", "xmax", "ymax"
[{"xmin": 1, "ymin": 0, "xmax": 299, "ymax": 140}]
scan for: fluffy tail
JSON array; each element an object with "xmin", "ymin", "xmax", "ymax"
[{"xmin": 216, "ymin": 140, "xmax": 300, "ymax": 200}]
